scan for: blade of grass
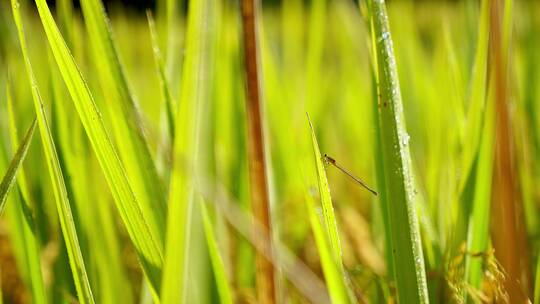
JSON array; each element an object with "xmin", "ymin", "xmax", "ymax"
[
  {"xmin": 6, "ymin": 80, "xmax": 47, "ymax": 304},
  {"xmin": 0, "ymin": 118, "xmax": 36, "ymax": 217},
  {"xmin": 30, "ymin": 0, "xmax": 164, "ymax": 293},
  {"xmin": 458, "ymin": 0, "xmax": 490, "ymax": 195},
  {"xmin": 79, "ymin": 0, "xmax": 167, "ymax": 247},
  {"xmin": 56, "ymin": 0, "xmax": 73, "ymax": 45},
  {"xmin": 461, "ymin": 0, "xmax": 495, "ymax": 298},
  {"xmin": 10, "ymin": 1, "xmax": 95, "ymax": 302},
  {"xmin": 306, "ymin": 115, "xmax": 354, "ymax": 303},
  {"xmin": 367, "ymin": 0, "xmax": 429, "ymax": 302},
  {"xmin": 200, "ymin": 201, "xmax": 234, "ymax": 304},
  {"xmin": 147, "ymin": 11, "xmax": 175, "ymax": 142},
  {"xmin": 454, "ymin": 2, "xmax": 490, "ymax": 258},
  {"xmin": 360, "ymin": 1, "xmax": 395, "ymax": 283},
  {"xmin": 443, "ymin": 3, "xmax": 492, "ymax": 298},
  {"xmin": 48, "ymin": 38, "xmax": 134, "ymax": 304},
  {"xmin": 370, "ymin": 69, "xmax": 395, "ymax": 283},
  {"xmin": 440, "ymin": 21, "xmax": 468, "ymax": 254},
  {"xmin": 302, "ymin": 178, "xmax": 351, "ymax": 303},
  {"xmin": 304, "ymin": 0, "xmax": 325, "ymax": 118},
  {"xmin": 240, "ymin": 0, "xmax": 276, "ymax": 302},
  {"xmin": 156, "ymin": 0, "xmax": 181, "ymax": 78},
  {"xmin": 160, "ymin": 0, "xmax": 213, "ymax": 301},
  {"xmin": 307, "ymin": 115, "xmax": 343, "ymax": 265},
  {"xmin": 464, "ymin": 87, "xmax": 495, "ymax": 298}
]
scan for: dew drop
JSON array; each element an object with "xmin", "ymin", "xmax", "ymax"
[
  {"xmin": 401, "ymin": 133, "xmax": 410, "ymax": 146},
  {"xmin": 379, "ymin": 32, "xmax": 389, "ymax": 43}
]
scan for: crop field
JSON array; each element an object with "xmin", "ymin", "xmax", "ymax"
[{"xmin": 0, "ymin": 0, "xmax": 539, "ymax": 303}]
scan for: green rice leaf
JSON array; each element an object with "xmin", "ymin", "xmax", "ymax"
[
  {"xmin": 78, "ymin": 0, "xmax": 167, "ymax": 250},
  {"xmin": 464, "ymin": 90, "xmax": 495, "ymax": 294},
  {"xmin": 458, "ymin": 0, "xmax": 490, "ymax": 195},
  {"xmin": 11, "ymin": 1, "xmax": 95, "ymax": 302},
  {"xmin": 367, "ymin": 0, "xmax": 429, "ymax": 302},
  {"xmin": 460, "ymin": 0, "xmax": 489, "ymax": 192},
  {"xmin": 306, "ymin": 115, "xmax": 354, "ymax": 302},
  {"xmin": 200, "ymin": 201, "xmax": 233, "ymax": 304},
  {"xmin": 47, "ymin": 31, "xmax": 135, "ymax": 304},
  {"xmin": 303, "ymin": 187, "xmax": 350, "ymax": 303},
  {"xmin": 0, "ymin": 118, "xmax": 36, "ymax": 217},
  {"xmin": 30, "ymin": 0, "xmax": 164, "ymax": 293},
  {"xmin": 6, "ymin": 80, "xmax": 47, "ymax": 304},
  {"xmin": 307, "ymin": 115, "xmax": 343, "ymax": 265},
  {"xmin": 147, "ymin": 11, "xmax": 175, "ymax": 140},
  {"xmin": 160, "ymin": 0, "xmax": 213, "ymax": 301}
]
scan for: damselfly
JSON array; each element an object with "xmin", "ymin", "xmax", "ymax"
[{"xmin": 323, "ymin": 154, "xmax": 378, "ymax": 196}]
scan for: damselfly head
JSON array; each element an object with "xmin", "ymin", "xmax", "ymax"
[{"xmin": 322, "ymin": 154, "xmax": 336, "ymax": 165}]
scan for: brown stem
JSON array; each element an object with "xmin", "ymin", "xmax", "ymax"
[
  {"xmin": 489, "ymin": 0, "xmax": 532, "ymax": 301},
  {"xmin": 240, "ymin": 0, "xmax": 276, "ymax": 303}
]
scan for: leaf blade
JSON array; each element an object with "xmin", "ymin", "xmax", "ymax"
[
  {"xmin": 0, "ymin": 119, "xmax": 36, "ymax": 217},
  {"xmin": 200, "ymin": 201, "xmax": 233, "ymax": 304},
  {"xmin": 11, "ymin": 1, "xmax": 95, "ymax": 302},
  {"xmin": 6, "ymin": 80, "xmax": 47, "ymax": 304},
  {"xmin": 306, "ymin": 115, "xmax": 353, "ymax": 303},
  {"xmin": 30, "ymin": 0, "xmax": 164, "ymax": 292},
  {"xmin": 367, "ymin": 0, "xmax": 429, "ymax": 302},
  {"xmin": 160, "ymin": 0, "xmax": 214, "ymax": 301},
  {"xmin": 78, "ymin": 0, "xmax": 167, "ymax": 246}
]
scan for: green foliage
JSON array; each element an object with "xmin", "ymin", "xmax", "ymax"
[
  {"xmin": 306, "ymin": 115, "xmax": 353, "ymax": 303},
  {"xmin": 0, "ymin": 116, "xmax": 35, "ymax": 217},
  {"xmin": 6, "ymin": 82, "xmax": 47, "ymax": 304},
  {"xmin": 78, "ymin": 0, "xmax": 168, "ymax": 251},
  {"xmin": 31, "ymin": 0, "xmax": 164, "ymax": 294},
  {"xmin": 11, "ymin": 0, "xmax": 95, "ymax": 301},
  {"xmin": 367, "ymin": 0, "xmax": 429, "ymax": 302},
  {"xmin": 160, "ymin": 0, "xmax": 215, "ymax": 302},
  {"xmin": 1, "ymin": 0, "xmax": 539, "ymax": 303},
  {"xmin": 200, "ymin": 201, "xmax": 233, "ymax": 304}
]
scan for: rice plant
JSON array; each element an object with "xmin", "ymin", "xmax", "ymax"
[{"xmin": 0, "ymin": 0, "xmax": 539, "ymax": 303}]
